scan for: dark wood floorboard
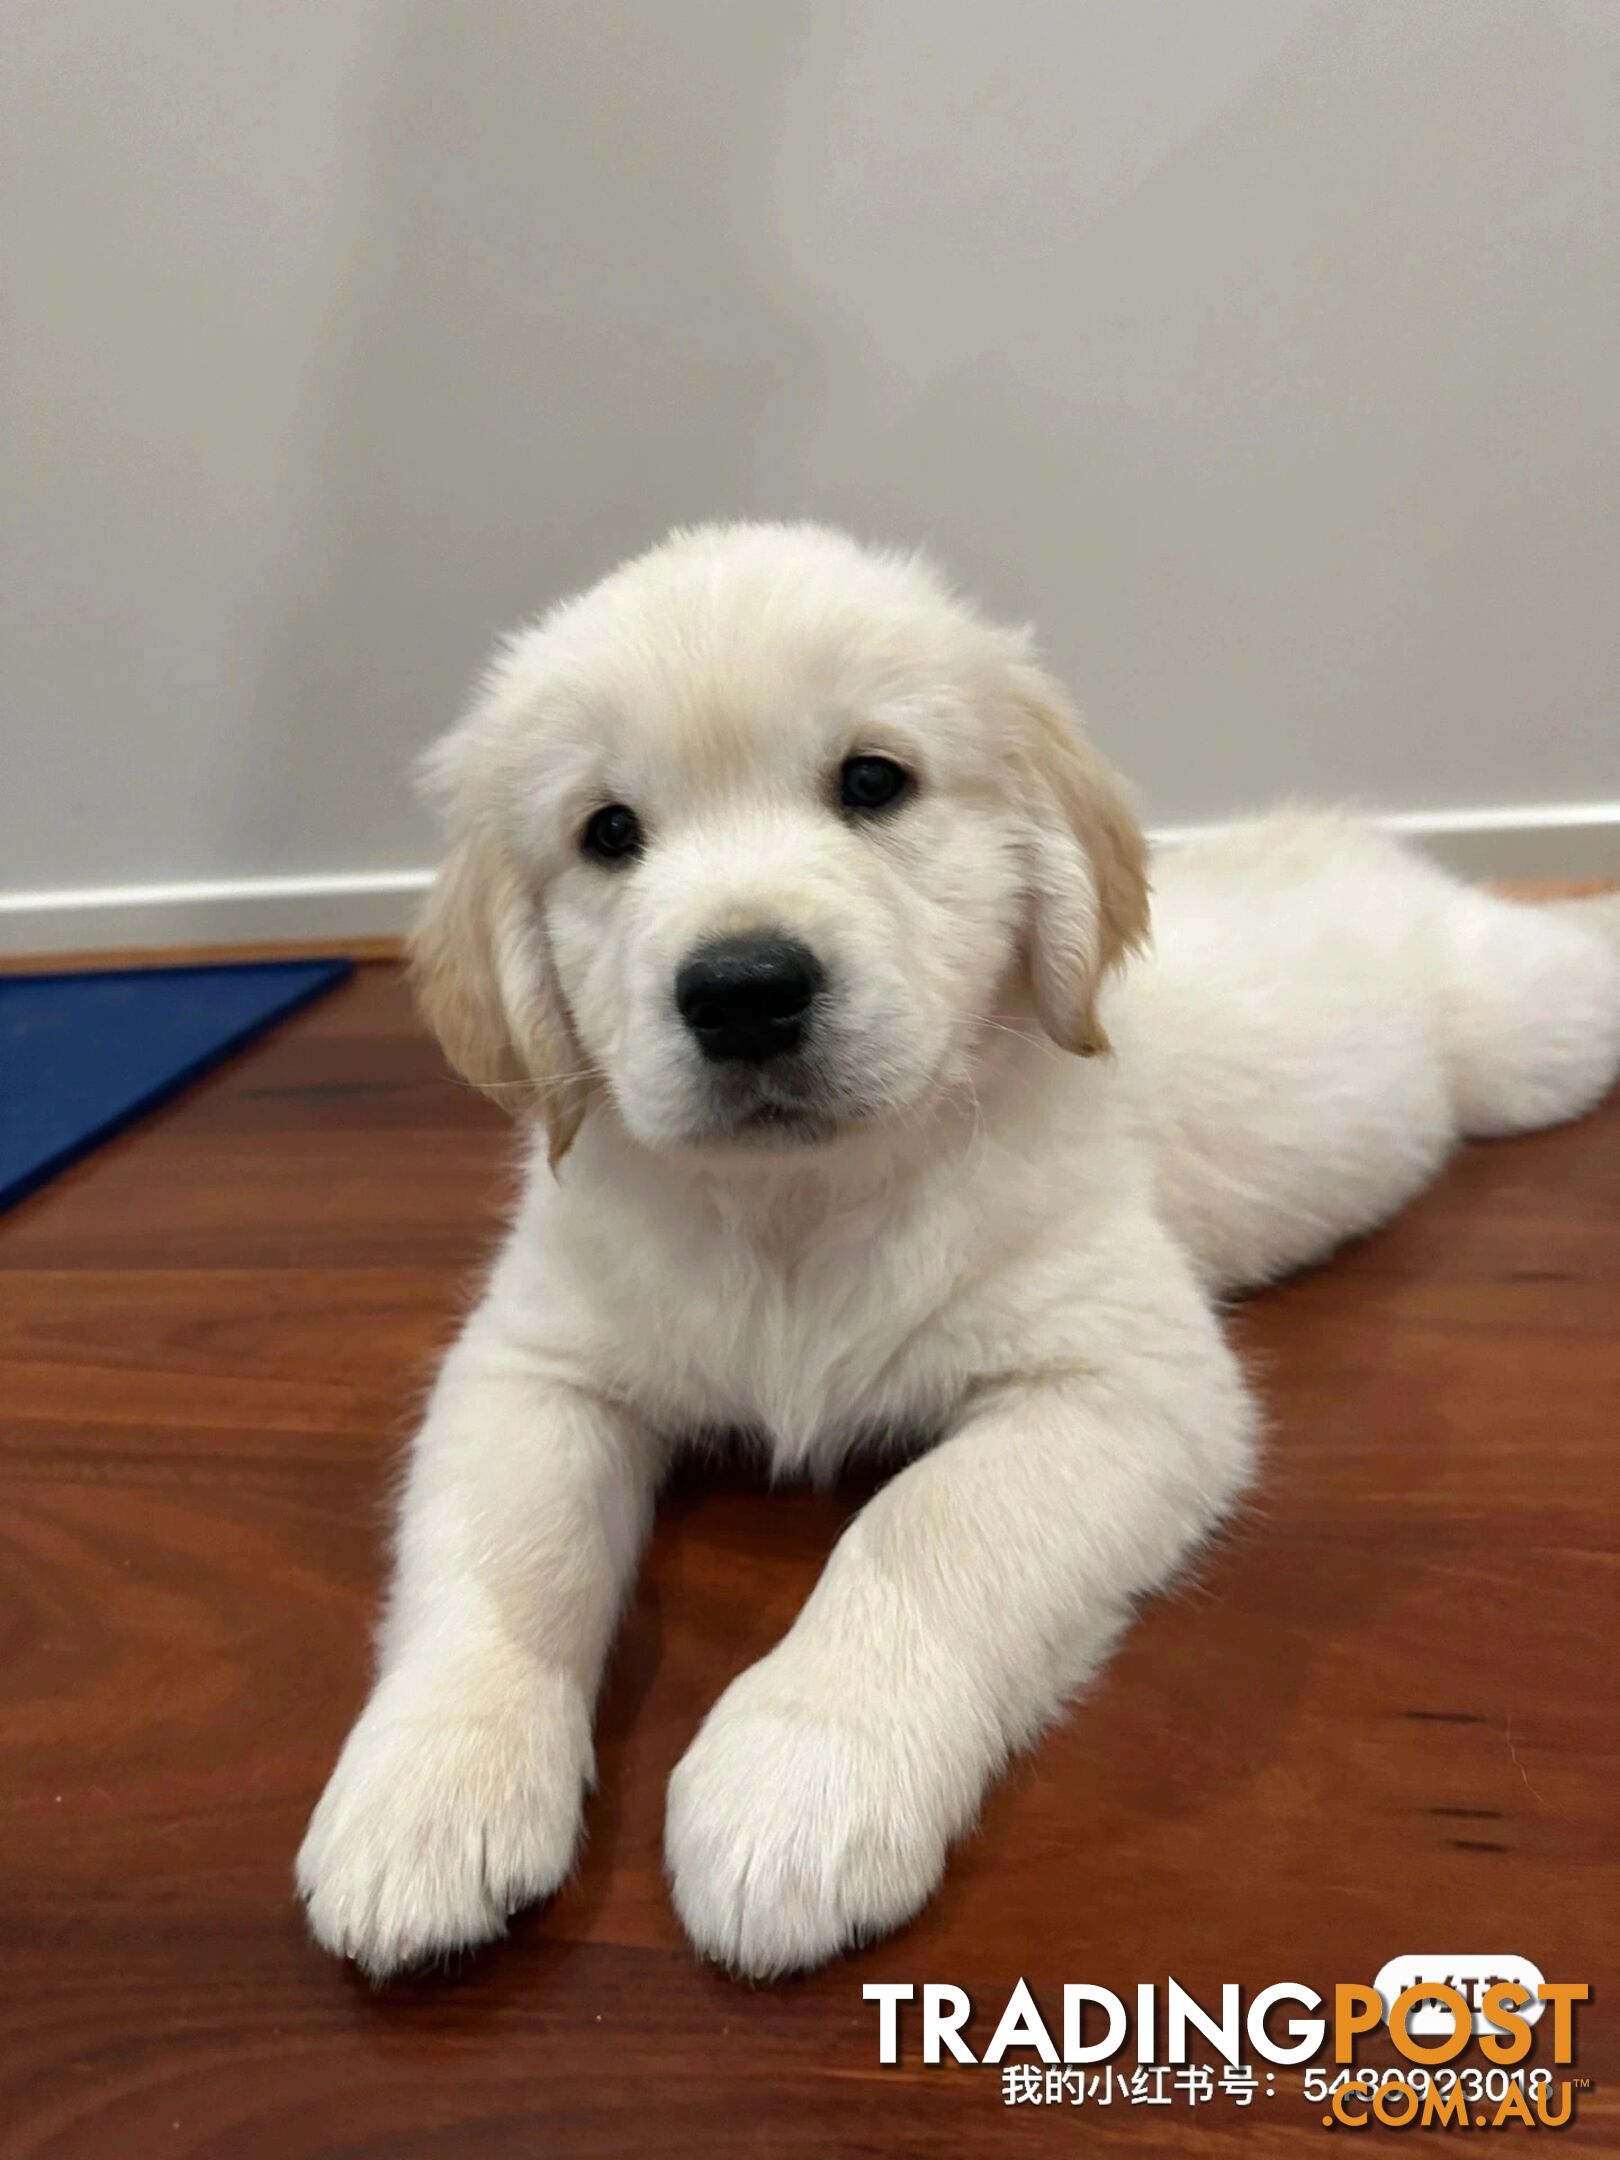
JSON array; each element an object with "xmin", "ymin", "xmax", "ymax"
[{"xmin": 2, "ymin": 964, "xmax": 1615, "ymax": 2156}]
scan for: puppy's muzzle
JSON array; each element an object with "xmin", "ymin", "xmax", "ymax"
[{"xmin": 675, "ymin": 934, "xmax": 824, "ymax": 1065}]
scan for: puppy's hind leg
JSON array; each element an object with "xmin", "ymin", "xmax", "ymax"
[{"xmin": 1434, "ymin": 882, "xmax": 1620, "ymax": 1139}]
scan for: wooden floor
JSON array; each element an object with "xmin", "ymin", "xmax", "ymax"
[{"xmin": 3, "ymin": 963, "xmax": 1616, "ymax": 2157}]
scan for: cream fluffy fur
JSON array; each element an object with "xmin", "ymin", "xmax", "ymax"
[{"xmin": 297, "ymin": 523, "xmax": 1620, "ymax": 1981}]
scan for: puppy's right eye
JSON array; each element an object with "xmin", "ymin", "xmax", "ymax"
[
  {"xmin": 581, "ymin": 803, "xmax": 643, "ymax": 864},
  {"xmin": 838, "ymin": 754, "xmax": 912, "ymax": 816}
]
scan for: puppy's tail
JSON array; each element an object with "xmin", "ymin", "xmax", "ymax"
[
  {"xmin": 1559, "ymin": 888, "xmax": 1620, "ymax": 955},
  {"xmin": 1435, "ymin": 881, "xmax": 1620, "ymax": 1140}
]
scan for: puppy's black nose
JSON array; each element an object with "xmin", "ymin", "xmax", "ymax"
[{"xmin": 675, "ymin": 935, "xmax": 824, "ymax": 1064}]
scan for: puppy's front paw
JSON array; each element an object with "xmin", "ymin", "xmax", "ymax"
[
  {"xmin": 665, "ymin": 1666, "xmax": 961, "ymax": 1978},
  {"xmin": 296, "ymin": 1676, "xmax": 590, "ymax": 1980}
]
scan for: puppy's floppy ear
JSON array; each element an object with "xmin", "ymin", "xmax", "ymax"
[
  {"xmin": 1008, "ymin": 661, "xmax": 1150, "ymax": 1055},
  {"xmin": 410, "ymin": 827, "xmax": 593, "ymax": 1171}
]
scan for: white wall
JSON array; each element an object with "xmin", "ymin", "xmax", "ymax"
[{"xmin": 5, "ymin": 0, "xmax": 1618, "ymax": 950}]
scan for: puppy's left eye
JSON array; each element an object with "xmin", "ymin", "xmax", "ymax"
[
  {"xmin": 838, "ymin": 754, "xmax": 912, "ymax": 816},
  {"xmin": 581, "ymin": 803, "xmax": 644, "ymax": 864}
]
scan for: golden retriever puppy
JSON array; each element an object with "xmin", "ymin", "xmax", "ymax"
[{"xmin": 298, "ymin": 523, "xmax": 1620, "ymax": 1979}]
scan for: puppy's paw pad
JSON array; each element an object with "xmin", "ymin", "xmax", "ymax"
[
  {"xmin": 297, "ymin": 1701, "xmax": 587, "ymax": 1979},
  {"xmin": 665, "ymin": 1701, "xmax": 949, "ymax": 1979}
]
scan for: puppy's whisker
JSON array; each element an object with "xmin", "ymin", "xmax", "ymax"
[
  {"xmin": 446, "ymin": 1064, "xmax": 608, "ymax": 1096},
  {"xmin": 972, "ymin": 1016, "xmax": 1074, "ymax": 1062}
]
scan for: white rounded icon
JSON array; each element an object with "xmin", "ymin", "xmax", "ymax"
[{"xmin": 1374, "ymin": 1954, "xmax": 1546, "ymax": 2036}]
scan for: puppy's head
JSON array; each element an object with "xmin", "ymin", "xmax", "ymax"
[{"xmin": 413, "ymin": 524, "xmax": 1147, "ymax": 1164}]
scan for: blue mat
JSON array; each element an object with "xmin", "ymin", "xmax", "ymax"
[{"xmin": 0, "ymin": 958, "xmax": 353, "ymax": 1211}]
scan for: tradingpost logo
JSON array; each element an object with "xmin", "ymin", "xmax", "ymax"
[{"xmin": 864, "ymin": 1955, "xmax": 1591, "ymax": 2130}]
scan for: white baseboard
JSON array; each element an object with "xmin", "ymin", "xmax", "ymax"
[
  {"xmin": 1150, "ymin": 801, "xmax": 1620, "ymax": 882},
  {"xmin": 0, "ymin": 868, "xmax": 433, "ymax": 958},
  {"xmin": 2, "ymin": 802, "xmax": 1616, "ymax": 958}
]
